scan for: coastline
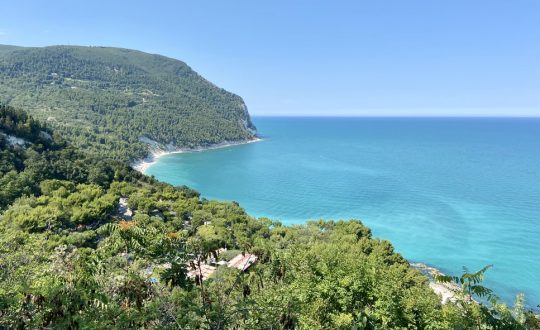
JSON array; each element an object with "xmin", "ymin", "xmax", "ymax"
[
  {"xmin": 130, "ymin": 136, "xmax": 474, "ymax": 306},
  {"xmin": 411, "ymin": 262, "xmax": 462, "ymax": 304},
  {"xmin": 132, "ymin": 137, "xmax": 262, "ymax": 174}
]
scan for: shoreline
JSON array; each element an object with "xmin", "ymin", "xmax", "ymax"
[
  {"xmin": 411, "ymin": 262, "xmax": 462, "ymax": 304},
  {"xmin": 131, "ymin": 137, "xmax": 262, "ymax": 173},
  {"xmin": 131, "ymin": 138, "xmax": 480, "ymax": 306}
]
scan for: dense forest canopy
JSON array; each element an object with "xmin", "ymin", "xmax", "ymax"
[
  {"xmin": 0, "ymin": 45, "xmax": 257, "ymax": 161},
  {"xmin": 1, "ymin": 106, "xmax": 539, "ymax": 329}
]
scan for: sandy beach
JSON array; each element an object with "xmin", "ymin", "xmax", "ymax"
[{"xmin": 132, "ymin": 137, "xmax": 262, "ymax": 173}]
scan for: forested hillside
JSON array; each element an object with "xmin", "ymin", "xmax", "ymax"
[
  {"xmin": 1, "ymin": 107, "xmax": 538, "ymax": 329},
  {"xmin": 0, "ymin": 45, "xmax": 257, "ymax": 161}
]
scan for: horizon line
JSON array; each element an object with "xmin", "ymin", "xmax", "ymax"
[{"xmin": 251, "ymin": 114, "xmax": 540, "ymax": 118}]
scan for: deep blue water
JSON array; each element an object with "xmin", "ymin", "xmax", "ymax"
[{"xmin": 147, "ymin": 117, "xmax": 540, "ymax": 306}]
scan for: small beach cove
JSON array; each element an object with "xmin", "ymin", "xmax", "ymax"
[{"xmin": 132, "ymin": 137, "xmax": 262, "ymax": 173}]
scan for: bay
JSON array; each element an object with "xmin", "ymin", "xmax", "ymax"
[{"xmin": 147, "ymin": 117, "xmax": 540, "ymax": 305}]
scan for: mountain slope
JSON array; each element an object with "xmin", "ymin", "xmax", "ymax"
[{"xmin": 0, "ymin": 45, "xmax": 256, "ymax": 160}]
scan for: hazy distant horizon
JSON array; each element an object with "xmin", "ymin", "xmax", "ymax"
[
  {"xmin": 1, "ymin": 1, "xmax": 539, "ymax": 117},
  {"xmin": 251, "ymin": 112, "xmax": 540, "ymax": 118}
]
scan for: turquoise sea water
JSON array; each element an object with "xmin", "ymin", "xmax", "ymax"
[{"xmin": 147, "ymin": 117, "xmax": 540, "ymax": 306}]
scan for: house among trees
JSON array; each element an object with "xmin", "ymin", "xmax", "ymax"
[
  {"xmin": 228, "ymin": 253, "xmax": 258, "ymax": 271},
  {"xmin": 186, "ymin": 251, "xmax": 258, "ymax": 281}
]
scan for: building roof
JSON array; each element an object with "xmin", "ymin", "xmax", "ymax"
[{"xmin": 228, "ymin": 253, "xmax": 258, "ymax": 271}]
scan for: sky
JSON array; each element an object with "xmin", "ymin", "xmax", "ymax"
[{"xmin": 0, "ymin": 0, "xmax": 539, "ymax": 117}]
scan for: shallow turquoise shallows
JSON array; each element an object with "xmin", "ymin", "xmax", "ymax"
[{"xmin": 147, "ymin": 117, "xmax": 540, "ymax": 306}]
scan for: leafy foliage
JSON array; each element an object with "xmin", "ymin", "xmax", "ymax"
[
  {"xmin": 0, "ymin": 105, "xmax": 144, "ymax": 211},
  {"xmin": 436, "ymin": 265, "xmax": 495, "ymax": 299}
]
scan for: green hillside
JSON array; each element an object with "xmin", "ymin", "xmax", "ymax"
[
  {"xmin": 0, "ymin": 45, "xmax": 257, "ymax": 160},
  {"xmin": 1, "ymin": 106, "xmax": 538, "ymax": 329}
]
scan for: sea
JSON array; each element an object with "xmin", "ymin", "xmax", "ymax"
[{"xmin": 146, "ymin": 117, "xmax": 540, "ymax": 306}]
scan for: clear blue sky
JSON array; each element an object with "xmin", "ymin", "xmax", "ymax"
[{"xmin": 1, "ymin": 0, "xmax": 539, "ymax": 116}]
